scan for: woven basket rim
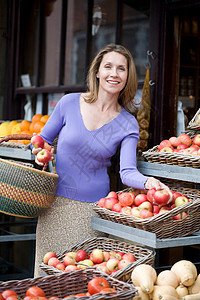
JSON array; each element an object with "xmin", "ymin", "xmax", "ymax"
[{"xmin": 0, "ymin": 157, "xmax": 58, "ymax": 178}]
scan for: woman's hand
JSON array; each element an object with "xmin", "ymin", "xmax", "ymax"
[
  {"xmin": 145, "ymin": 177, "xmax": 173, "ymax": 203},
  {"xmin": 32, "ymin": 144, "xmax": 55, "ymax": 166}
]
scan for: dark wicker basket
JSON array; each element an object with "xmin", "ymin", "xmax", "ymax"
[
  {"xmin": 187, "ymin": 108, "xmax": 200, "ymax": 130},
  {"xmin": 0, "ymin": 268, "xmax": 138, "ymax": 300},
  {"xmin": 93, "ymin": 187, "xmax": 200, "ymax": 239},
  {"xmin": 142, "ymin": 145, "xmax": 200, "ymax": 168},
  {"xmin": 40, "ymin": 236, "xmax": 155, "ymax": 282}
]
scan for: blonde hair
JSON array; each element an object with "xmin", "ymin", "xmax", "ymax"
[{"xmin": 85, "ymin": 43, "xmax": 138, "ymax": 112}]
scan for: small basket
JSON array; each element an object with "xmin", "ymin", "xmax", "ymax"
[
  {"xmin": 0, "ymin": 134, "xmax": 58, "ymax": 218},
  {"xmin": 39, "ymin": 236, "xmax": 155, "ymax": 282},
  {"xmin": 93, "ymin": 187, "xmax": 200, "ymax": 239},
  {"xmin": 142, "ymin": 145, "xmax": 200, "ymax": 168},
  {"xmin": 187, "ymin": 108, "xmax": 200, "ymax": 130},
  {"xmin": 0, "ymin": 268, "xmax": 138, "ymax": 300}
]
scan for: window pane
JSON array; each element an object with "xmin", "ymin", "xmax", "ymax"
[
  {"xmin": 122, "ymin": 1, "xmax": 150, "ymax": 81},
  {"xmin": 18, "ymin": 0, "xmax": 39, "ymax": 87},
  {"xmin": 64, "ymin": 0, "xmax": 88, "ymax": 85},
  {"xmin": 43, "ymin": 0, "xmax": 62, "ymax": 86},
  {"xmin": 91, "ymin": 0, "xmax": 116, "ymax": 58}
]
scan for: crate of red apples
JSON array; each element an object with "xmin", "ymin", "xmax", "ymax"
[
  {"xmin": 142, "ymin": 133, "xmax": 200, "ymax": 168},
  {"xmin": 93, "ymin": 185, "xmax": 200, "ymax": 239},
  {"xmin": 40, "ymin": 237, "xmax": 155, "ymax": 282},
  {"xmin": 0, "ymin": 268, "xmax": 138, "ymax": 299}
]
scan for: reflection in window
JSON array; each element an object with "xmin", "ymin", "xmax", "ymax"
[
  {"xmin": 122, "ymin": 2, "xmax": 150, "ymax": 81},
  {"xmin": 91, "ymin": 0, "xmax": 116, "ymax": 59},
  {"xmin": 64, "ymin": 0, "xmax": 88, "ymax": 85},
  {"xmin": 43, "ymin": 0, "xmax": 62, "ymax": 86}
]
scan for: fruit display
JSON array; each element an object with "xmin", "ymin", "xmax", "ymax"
[
  {"xmin": 42, "ymin": 248, "xmax": 136, "ymax": 276},
  {"xmin": 0, "ymin": 268, "xmax": 137, "ymax": 300},
  {"xmin": 131, "ymin": 260, "xmax": 200, "ymax": 299},
  {"xmin": 158, "ymin": 133, "xmax": 200, "ymax": 156},
  {"xmin": 97, "ymin": 188, "xmax": 191, "ymax": 220},
  {"xmin": 0, "ymin": 114, "xmax": 50, "ymax": 145}
]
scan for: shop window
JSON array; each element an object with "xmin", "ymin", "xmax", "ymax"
[
  {"xmin": 64, "ymin": 0, "xmax": 88, "ymax": 85},
  {"xmin": 122, "ymin": 1, "xmax": 150, "ymax": 81}
]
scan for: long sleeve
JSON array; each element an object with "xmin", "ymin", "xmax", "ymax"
[{"xmin": 119, "ymin": 119, "xmax": 149, "ymax": 190}]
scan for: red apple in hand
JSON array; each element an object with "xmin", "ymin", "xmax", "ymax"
[
  {"xmin": 153, "ymin": 190, "xmax": 170, "ymax": 205},
  {"xmin": 31, "ymin": 135, "xmax": 45, "ymax": 149},
  {"xmin": 36, "ymin": 149, "xmax": 51, "ymax": 163},
  {"xmin": 147, "ymin": 188, "xmax": 156, "ymax": 203}
]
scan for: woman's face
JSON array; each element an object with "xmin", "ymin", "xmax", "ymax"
[{"xmin": 96, "ymin": 51, "xmax": 128, "ymax": 97}]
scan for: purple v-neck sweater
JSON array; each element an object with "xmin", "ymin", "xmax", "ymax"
[{"xmin": 40, "ymin": 93, "xmax": 148, "ymax": 202}]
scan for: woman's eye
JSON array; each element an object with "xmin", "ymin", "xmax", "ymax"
[
  {"xmin": 119, "ymin": 66, "xmax": 125, "ymax": 71},
  {"xmin": 105, "ymin": 65, "xmax": 111, "ymax": 68}
]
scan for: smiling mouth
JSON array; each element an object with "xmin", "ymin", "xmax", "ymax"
[{"xmin": 107, "ymin": 80, "xmax": 120, "ymax": 85}]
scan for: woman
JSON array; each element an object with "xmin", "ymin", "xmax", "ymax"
[{"xmin": 33, "ymin": 43, "xmax": 171, "ymax": 277}]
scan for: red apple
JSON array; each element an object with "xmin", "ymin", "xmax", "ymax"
[
  {"xmin": 36, "ymin": 148, "xmax": 51, "ymax": 163},
  {"xmin": 131, "ymin": 189, "xmax": 140, "ymax": 196},
  {"xmin": 63, "ymin": 254, "xmax": 76, "ymax": 266},
  {"xmin": 129, "ymin": 191, "xmax": 135, "ymax": 203},
  {"xmin": 55, "ymin": 262, "xmax": 65, "ymax": 271},
  {"xmin": 118, "ymin": 259, "xmax": 132, "ymax": 270},
  {"xmin": 64, "ymin": 265, "xmax": 78, "ymax": 272},
  {"xmin": 77, "ymin": 259, "xmax": 94, "ymax": 269},
  {"xmin": 112, "ymin": 202, "xmax": 122, "ymax": 213},
  {"xmin": 173, "ymin": 149, "xmax": 180, "ymax": 153},
  {"xmin": 134, "ymin": 193, "xmax": 148, "ymax": 206},
  {"xmin": 193, "ymin": 134, "xmax": 200, "ymax": 147},
  {"xmin": 173, "ymin": 212, "xmax": 188, "ymax": 220},
  {"xmin": 76, "ymin": 250, "xmax": 89, "ymax": 262},
  {"xmin": 153, "ymin": 204, "xmax": 160, "ymax": 214},
  {"xmin": 158, "ymin": 140, "xmax": 172, "ymax": 151},
  {"xmin": 43, "ymin": 251, "xmax": 57, "ymax": 264},
  {"xmin": 118, "ymin": 192, "xmax": 134, "ymax": 207},
  {"xmin": 104, "ymin": 197, "xmax": 118, "ymax": 210},
  {"xmin": 153, "ymin": 189, "xmax": 170, "ymax": 205},
  {"xmin": 31, "ymin": 135, "xmax": 45, "ymax": 149},
  {"xmin": 159, "ymin": 205, "xmax": 172, "ymax": 213},
  {"xmin": 121, "ymin": 206, "xmax": 132, "ymax": 215},
  {"xmin": 102, "ymin": 251, "xmax": 110, "ymax": 262},
  {"xmin": 147, "ymin": 188, "xmax": 156, "ymax": 203},
  {"xmin": 98, "ymin": 198, "xmax": 106, "ymax": 208},
  {"xmin": 106, "ymin": 257, "xmax": 119, "ymax": 272},
  {"xmin": 106, "ymin": 191, "xmax": 118, "ymax": 199},
  {"xmin": 66, "ymin": 251, "xmax": 77, "ymax": 260},
  {"xmin": 48, "ymin": 257, "xmax": 60, "ymax": 268},
  {"xmin": 140, "ymin": 209, "xmax": 153, "ymax": 219},
  {"xmin": 177, "ymin": 143, "xmax": 188, "ymax": 150},
  {"xmin": 169, "ymin": 136, "xmax": 181, "ymax": 147},
  {"xmin": 178, "ymin": 133, "xmax": 192, "ymax": 147},
  {"xmin": 171, "ymin": 191, "xmax": 183, "ymax": 204},
  {"xmin": 95, "ymin": 265, "xmax": 109, "ymax": 274},
  {"xmin": 89, "ymin": 249, "xmax": 104, "ymax": 264},
  {"xmin": 131, "ymin": 206, "xmax": 141, "ymax": 218},
  {"xmin": 175, "ymin": 196, "xmax": 189, "ymax": 207},
  {"xmin": 138, "ymin": 201, "xmax": 153, "ymax": 212},
  {"xmin": 122, "ymin": 253, "xmax": 135, "ymax": 262},
  {"xmin": 160, "ymin": 146, "xmax": 173, "ymax": 153}
]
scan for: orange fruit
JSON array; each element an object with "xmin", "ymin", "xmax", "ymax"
[
  {"xmin": 40, "ymin": 115, "xmax": 50, "ymax": 124},
  {"xmin": 32, "ymin": 114, "xmax": 43, "ymax": 123},
  {"xmin": 29, "ymin": 122, "xmax": 35, "ymax": 133},
  {"xmin": 20, "ymin": 120, "xmax": 31, "ymax": 132},
  {"xmin": 33, "ymin": 121, "xmax": 45, "ymax": 133}
]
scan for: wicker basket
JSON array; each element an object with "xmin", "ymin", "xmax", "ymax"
[
  {"xmin": 0, "ymin": 268, "xmax": 138, "ymax": 300},
  {"xmin": 142, "ymin": 145, "xmax": 200, "ymax": 168},
  {"xmin": 40, "ymin": 236, "xmax": 155, "ymax": 282},
  {"xmin": 93, "ymin": 187, "xmax": 200, "ymax": 239},
  {"xmin": 0, "ymin": 134, "xmax": 58, "ymax": 218},
  {"xmin": 187, "ymin": 108, "xmax": 200, "ymax": 130}
]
